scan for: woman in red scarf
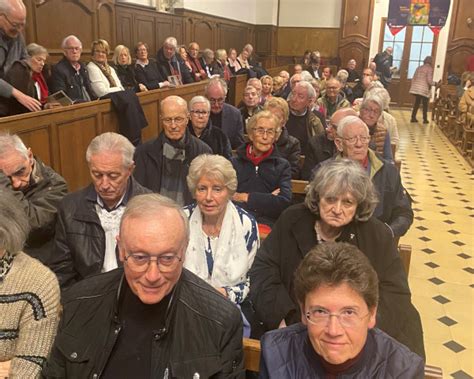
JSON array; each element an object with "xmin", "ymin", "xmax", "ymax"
[{"xmin": 0, "ymin": 43, "xmax": 60, "ymax": 116}]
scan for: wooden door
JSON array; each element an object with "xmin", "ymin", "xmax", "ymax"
[{"xmin": 379, "ymin": 20, "xmax": 438, "ymax": 107}]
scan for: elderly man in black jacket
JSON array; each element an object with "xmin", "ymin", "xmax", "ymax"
[
  {"xmin": 49, "ymin": 35, "xmax": 96, "ymax": 102},
  {"xmin": 0, "ymin": 132, "xmax": 67, "ymax": 266},
  {"xmin": 51, "ymin": 132, "xmax": 149, "ymax": 289},
  {"xmin": 134, "ymin": 95, "xmax": 212, "ymax": 205},
  {"xmin": 156, "ymin": 36, "xmax": 194, "ymax": 85},
  {"xmin": 43, "ymin": 193, "xmax": 244, "ymax": 378}
]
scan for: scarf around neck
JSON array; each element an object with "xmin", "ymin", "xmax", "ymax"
[
  {"xmin": 246, "ymin": 144, "xmax": 274, "ymax": 166},
  {"xmin": 92, "ymin": 60, "xmax": 117, "ymax": 88}
]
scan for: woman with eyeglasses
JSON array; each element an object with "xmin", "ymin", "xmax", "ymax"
[
  {"xmin": 187, "ymin": 96, "xmax": 232, "ymax": 160},
  {"xmin": 249, "ymin": 159, "xmax": 425, "ymax": 358},
  {"xmin": 259, "ymin": 242, "xmax": 424, "ymax": 378},
  {"xmin": 87, "ymin": 39, "xmax": 124, "ymax": 98},
  {"xmin": 184, "ymin": 154, "xmax": 259, "ymax": 336},
  {"xmin": 231, "ymin": 111, "xmax": 292, "ymax": 227}
]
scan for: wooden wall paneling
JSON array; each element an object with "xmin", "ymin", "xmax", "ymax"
[
  {"xmin": 116, "ymin": 8, "xmax": 134, "ymax": 49},
  {"xmin": 338, "ymin": 0, "xmax": 374, "ymax": 70},
  {"xmin": 172, "ymin": 16, "xmax": 184, "ymax": 44},
  {"xmin": 277, "ymin": 28, "xmax": 339, "ymax": 59},
  {"xmin": 193, "ymin": 20, "xmax": 214, "ymax": 50},
  {"xmin": 155, "ymin": 14, "xmax": 174, "ymax": 50},
  {"xmin": 445, "ymin": 0, "xmax": 474, "ymax": 77},
  {"xmin": 135, "ymin": 14, "xmax": 156, "ymax": 50},
  {"xmin": 97, "ymin": 1, "xmax": 116, "ymax": 45},
  {"xmin": 57, "ymin": 115, "xmax": 98, "ymax": 191},
  {"xmin": 17, "ymin": 126, "xmax": 52, "ymax": 167}
]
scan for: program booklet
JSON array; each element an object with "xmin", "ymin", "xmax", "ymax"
[{"xmin": 47, "ymin": 90, "xmax": 74, "ymax": 106}]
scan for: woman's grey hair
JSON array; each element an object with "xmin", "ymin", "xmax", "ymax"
[
  {"xmin": 264, "ymin": 97, "xmax": 289, "ymax": 124},
  {"xmin": 86, "ymin": 132, "xmax": 135, "ymax": 168},
  {"xmin": 300, "ymin": 70, "xmax": 313, "ymax": 82},
  {"xmin": 188, "ymin": 96, "xmax": 210, "ymax": 111},
  {"xmin": 0, "ymin": 189, "xmax": 30, "ymax": 255},
  {"xmin": 112, "ymin": 45, "xmax": 131, "ymax": 66},
  {"xmin": 202, "ymin": 48, "xmax": 214, "ymax": 59},
  {"xmin": 120, "ymin": 193, "xmax": 189, "ymax": 249},
  {"xmin": 423, "ymin": 56, "xmax": 433, "ymax": 65},
  {"xmin": 0, "ymin": 132, "xmax": 28, "ymax": 159},
  {"xmin": 61, "ymin": 35, "xmax": 82, "ymax": 49},
  {"xmin": 246, "ymin": 110, "xmax": 280, "ymax": 135},
  {"xmin": 364, "ymin": 87, "xmax": 391, "ymax": 111},
  {"xmin": 27, "ymin": 43, "xmax": 48, "ymax": 58},
  {"xmin": 205, "ymin": 77, "xmax": 228, "ymax": 96},
  {"xmin": 336, "ymin": 69, "xmax": 349, "ymax": 84},
  {"xmin": 360, "ymin": 94, "xmax": 383, "ymax": 115},
  {"xmin": 187, "ymin": 154, "xmax": 238, "ymax": 197},
  {"xmin": 304, "ymin": 159, "xmax": 378, "ymax": 222},
  {"xmin": 164, "ymin": 36, "xmax": 178, "ymax": 50},
  {"xmin": 336, "ymin": 115, "xmax": 369, "ymax": 138}
]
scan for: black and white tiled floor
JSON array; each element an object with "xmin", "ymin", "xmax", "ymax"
[{"xmin": 394, "ymin": 108, "xmax": 473, "ymax": 379}]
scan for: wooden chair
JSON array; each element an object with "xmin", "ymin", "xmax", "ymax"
[
  {"xmin": 398, "ymin": 244, "xmax": 412, "ymax": 275},
  {"xmin": 291, "ymin": 179, "xmax": 309, "ymax": 195},
  {"xmin": 243, "ymin": 338, "xmax": 443, "ymax": 378}
]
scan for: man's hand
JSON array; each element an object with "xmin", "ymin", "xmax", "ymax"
[
  {"xmin": 11, "ymin": 88, "xmax": 42, "ymax": 112},
  {"xmin": 232, "ymin": 192, "xmax": 249, "ymax": 203},
  {"xmin": 138, "ymin": 83, "xmax": 148, "ymax": 92},
  {"xmin": 271, "ymin": 188, "xmax": 281, "ymax": 196},
  {"xmin": 44, "ymin": 102, "xmax": 62, "ymax": 109},
  {"xmin": 0, "ymin": 360, "xmax": 11, "ymax": 377}
]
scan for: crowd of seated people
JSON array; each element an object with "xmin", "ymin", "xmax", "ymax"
[{"xmin": 0, "ymin": 2, "xmax": 426, "ymax": 375}]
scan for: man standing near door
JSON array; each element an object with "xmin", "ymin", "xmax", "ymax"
[{"xmin": 373, "ymin": 47, "xmax": 395, "ymax": 89}]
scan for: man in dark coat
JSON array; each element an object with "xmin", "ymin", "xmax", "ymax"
[
  {"xmin": 155, "ymin": 36, "xmax": 194, "ymax": 85},
  {"xmin": 134, "ymin": 95, "xmax": 212, "ymax": 205},
  {"xmin": 49, "ymin": 35, "xmax": 96, "ymax": 102},
  {"xmin": 43, "ymin": 194, "xmax": 244, "ymax": 378},
  {"xmin": 205, "ymin": 78, "xmax": 245, "ymax": 149},
  {"xmin": 51, "ymin": 132, "xmax": 149, "ymax": 289},
  {"xmin": 0, "ymin": 132, "xmax": 67, "ymax": 266},
  {"xmin": 373, "ymin": 47, "xmax": 394, "ymax": 89},
  {"xmin": 346, "ymin": 58, "xmax": 361, "ymax": 83}
]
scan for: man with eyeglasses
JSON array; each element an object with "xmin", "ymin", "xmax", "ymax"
[
  {"xmin": 0, "ymin": 131, "xmax": 67, "ymax": 266},
  {"xmin": 205, "ymin": 77, "xmax": 245, "ymax": 149},
  {"xmin": 134, "ymin": 95, "xmax": 211, "ymax": 205},
  {"xmin": 44, "ymin": 193, "xmax": 244, "ymax": 378},
  {"xmin": 333, "ymin": 115, "xmax": 413, "ymax": 238},
  {"xmin": 0, "ymin": 0, "xmax": 43, "ymax": 113},
  {"xmin": 49, "ymin": 35, "xmax": 96, "ymax": 102},
  {"xmin": 259, "ymin": 242, "xmax": 423, "ymax": 378},
  {"xmin": 316, "ymin": 78, "xmax": 351, "ymax": 118},
  {"xmin": 50, "ymin": 132, "xmax": 149, "ymax": 289}
]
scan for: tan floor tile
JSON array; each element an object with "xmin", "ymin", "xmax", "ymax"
[
  {"xmin": 439, "ymin": 282, "xmax": 474, "ymax": 303},
  {"xmin": 420, "ymin": 318, "xmax": 452, "ymax": 342},
  {"xmin": 450, "ymin": 324, "xmax": 474, "ymax": 351},
  {"xmin": 409, "ymin": 277, "xmax": 441, "ymax": 298},
  {"xmin": 444, "ymin": 302, "xmax": 473, "ymax": 325},
  {"xmin": 424, "ymin": 341, "xmax": 462, "ymax": 376},
  {"xmin": 409, "ymin": 262, "xmax": 435, "ymax": 280},
  {"xmin": 433, "ymin": 267, "xmax": 474, "ymax": 285},
  {"xmin": 411, "ymin": 294, "xmax": 445, "ymax": 320},
  {"xmin": 457, "ymin": 349, "xmax": 474, "ymax": 376}
]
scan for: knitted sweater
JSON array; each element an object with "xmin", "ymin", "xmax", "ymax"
[{"xmin": 0, "ymin": 252, "xmax": 60, "ymax": 378}]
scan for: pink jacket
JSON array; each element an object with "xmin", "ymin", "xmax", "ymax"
[{"xmin": 409, "ymin": 64, "xmax": 434, "ymax": 98}]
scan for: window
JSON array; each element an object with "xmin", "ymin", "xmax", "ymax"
[
  {"xmin": 407, "ymin": 26, "xmax": 434, "ymax": 79},
  {"xmin": 382, "ymin": 25, "xmax": 406, "ymax": 79}
]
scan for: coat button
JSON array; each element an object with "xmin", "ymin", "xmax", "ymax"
[
  {"xmin": 92, "ymin": 374, "xmax": 98, "ymax": 379},
  {"xmin": 70, "ymin": 352, "xmax": 77, "ymax": 359}
]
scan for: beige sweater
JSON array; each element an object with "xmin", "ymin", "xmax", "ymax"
[{"xmin": 0, "ymin": 252, "xmax": 60, "ymax": 378}]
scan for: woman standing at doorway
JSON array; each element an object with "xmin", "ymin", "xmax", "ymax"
[{"xmin": 409, "ymin": 56, "xmax": 435, "ymax": 124}]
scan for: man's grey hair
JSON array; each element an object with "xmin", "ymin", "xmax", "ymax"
[
  {"xmin": 61, "ymin": 35, "xmax": 82, "ymax": 49},
  {"xmin": 305, "ymin": 159, "xmax": 378, "ymax": 222},
  {"xmin": 0, "ymin": 189, "xmax": 30, "ymax": 255},
  {"xmin": 205, "ymin": 77, "xmax": 228, "ymax": 96},
  {"xmin": 336, "ymin": 69, "xmax": 349, "ymax": 84},
  {"xmin": 120, "ymin": 193, "xmax": 190, "ymax": 249},
  {"xmin": 187, "ymin": 154, "xmax": 237, "ymax": 197},
  {"xmin": 243, "ymin": 43, "xmax": 253, "ymax": 53},
  {"xmin": 0, "ymin": 132, "xmax": 28, "ymax": 159},
  {"xmin": 86, "ymin": 132, "xmax": 135, "ymax": 168},
  {"xmin": 295, "ymin": 81, "xmax": 316, "ymax": 99},
  {"xmin": 336, "ymin": 115, "xmax": 369, "ymax": 138},
  {"xmin": 164, "ymin": 36, "xmax": 178, "ymax": 50},
  {"xmin": 0, "ymin": 0, "xmax": 25, "ymax": 15},
  {"xmin": 300, "ymin": 71, "xmax": 313, "ymax": 82},
  {"xmin": 279, "ymin": 70, "xmax": 289, "ymax": 79},
  {"xmin": 188, "ymin": 95, "xmax": 210, "ymax": 111},
  {"xmin": 202, "ymin": 48, "xmax": 214, "ymax": 59}
]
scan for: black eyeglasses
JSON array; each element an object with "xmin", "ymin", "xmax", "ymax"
[{"xmin": 2, "ymin": 13, "xmax": 25, "ymax": 30}]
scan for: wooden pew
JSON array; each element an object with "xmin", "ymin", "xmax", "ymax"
[
  {"xmin": 243, "ymin": 338, "xmax": 442, "ymax": 378},
  {"xmin": 399, "ymin": 244, "xmax": 412, "ymax": 275},
  {"xmin": 0, "ymin": 81, "xmax": 209, "ymax": 192},
  {"xmin": 291, "ymin": 179, "xmax": 309, "ymax": 195}
]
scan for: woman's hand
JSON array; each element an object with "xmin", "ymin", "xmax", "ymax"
[
  {"xmin": 44, "ymin": 102, "xmax": 62, "ymax": 109},
  {"xmin": 232, "ymin": 192, "xmax": 249, "ymax": 203},
  {"xmin": 217, "ymin": 287, "xmax": 227, "ymax": 297},
  {"xmin": 139, "ymin": 83, "xmax": 148, "ymax": 92},
  {"xmin": 271, "ymin": 188, "xmax": 281, "ymax": 196},
  {"xmin": 0, "ymin": 360, "xmax": 11, "ymax": 377}
]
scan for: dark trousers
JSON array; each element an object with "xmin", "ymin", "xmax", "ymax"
[{"xmin": 411, "ymin": 94, "xmax": 429, "ymax": 121}]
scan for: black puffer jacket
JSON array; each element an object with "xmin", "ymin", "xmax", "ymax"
[
  {"xmin": 231, "ymin": 144, "xmax": 292, "ymax": 225},
  {"xmin": 51, "ymin": 178, "xmax": 149, "ymax": 289},
  {"xmin": 275, "ymin": 127, "xmax": 301, "ymax": 179},
  {"xmin": 249, "ymin": 203, "xmax": 425, "ymax": 358},
  {"xmin": 260, "ymin": 323, "xmax": 424, "ymax": 378},
  {"xmin": 42, "ymin": 268, "xmax": 244, "ymax": 378}
]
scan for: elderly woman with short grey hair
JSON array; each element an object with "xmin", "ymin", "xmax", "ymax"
[
  {"xmin": 0, "ymin": 190, "xmax": 60, "ymax": 378},
  {"xmin": 187, "ymin": 95, "xmax": 232, "ymax": 159},
  {"xmin": 184, "ymin": 155, "xmax": 259, "ymax": 336},
  {"xmin": 249, "ymin": 158, "xmax": 425, "ymax": 357}
]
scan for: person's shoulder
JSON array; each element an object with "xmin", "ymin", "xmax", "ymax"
[
  {"xmin": 135, "ymin": 136, "xmax": 160, "ymax": 155},
  {"xmin": 62, "ymin": 269, "xmax": 122, "ymax": 305},
  {"xmin": 222, "ymin": 102, "xmax": 240, "ymax": 115},
  {"xmin": 179, "ymin": 269, "xmax": 241, "ymax": 324},
  {"xmin": 356, "ymin": 216, "xmax": 393, "ymax": 239},
  {"xmin": 14, "ymin": 252, "xmax": 59, "ymax": 285},
  {"xmin": 261, "ymin": 323, "xmax": 307, "ymax": 349},
  {"xmin": 233, "ymin": 203, "xmax": 258, "ymax": 227},
  {"xmin": 370, "ymin": 328, "xmax": 424, "ymax": 376},
  {"xmin": 188, "ymin": 133, "xmax": 213, "ymax": 154}
]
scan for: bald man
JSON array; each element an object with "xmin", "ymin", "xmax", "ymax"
[
  {"xmin": 133, "ymin": 95, "xmax": 211, "ymax": 205},
  {"xmin": 301, "ymin": 107, "xmax": 357, "ymax": 180},
  {"xmin": 0, "ymin": 0, "xmax": 42, "ymax": 114}
]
